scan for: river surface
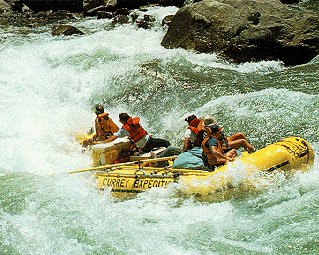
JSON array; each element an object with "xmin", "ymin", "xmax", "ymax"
[{"xmin": 0, "ymin": 5, "xmax": 319, "ymax": 255}]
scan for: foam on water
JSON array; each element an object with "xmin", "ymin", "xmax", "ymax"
[
  {"xmin": 0, "ymin": 15, "xmax": 281, "ymax": 174},
  {"xmin": 0, "ymin": 6, "xmax": 318, "ymax": 254}
]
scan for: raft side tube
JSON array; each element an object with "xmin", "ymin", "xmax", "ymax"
[
  {"xmin": 95, "ymin": 136, "xmax": 314, "ymax": 197},
  {"xmin": 242, "ymin": 136, "xmax": 314, "ymax": 173},
  {"xmin": 179, "ymin": 137, "xmax": 314, "ymax": 196}
]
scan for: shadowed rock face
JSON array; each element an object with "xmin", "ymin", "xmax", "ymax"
[
  {"xmin": 12, "ymin": 0, "xmax": 83, "ymax": 12},
  {"xmin": 161, "ymin": 0, "xmax": 319, "ymax": 66},
  {"xmin": 280, "ymin": 0, "xmax": 300, "ymax": 3},
  {"xmin": 52, "ymin": 24, "xmax": 84, "ymax": 36}
]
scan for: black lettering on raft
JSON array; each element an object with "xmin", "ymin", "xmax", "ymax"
[
  {"xmin": 133, "ymin": 179, "xmax": 173, "ymax": 189},
  {"xmin": 103, "ymin": 178, "xmax": 130, "ymax": 188}
]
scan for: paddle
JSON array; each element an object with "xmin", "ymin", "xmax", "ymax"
[
  {"xmin": 68, "ymin": 156, "xmax": 178, "ymax": 174},
  {"xmin": 122, "ymin": 165, "xmax": 209, "ymax": 174}
]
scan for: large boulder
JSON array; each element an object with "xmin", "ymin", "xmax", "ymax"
[{"xmin": 161, "ymin": 0, "xmax": 319, "ymax": 65}]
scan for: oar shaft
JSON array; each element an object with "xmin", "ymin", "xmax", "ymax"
[{"xmin": 68, "ymin": 155, "xmax": 178, "ymax": 174}]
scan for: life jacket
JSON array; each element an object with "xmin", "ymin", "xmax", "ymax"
[
  {"xmin": 123, "ymin": 116, "xmax": 148, "ymax": 143},
  {"xmin": 187, "ymin": 118, "xmax": 201, "ymax": 134},
  {"xmin": 202, "ymin": 135, "xmax": 224, "ymax": 167},
  {"xmin": 187, "ymin": 118, "xmax": 205, "ymax": 148},
  {"xmin": 95, "ymin": 113, "xmax": 119, "ymax": 140}
]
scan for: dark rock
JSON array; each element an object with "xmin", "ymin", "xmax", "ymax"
[
  {"xmin": 116, "ymin": 0, "xmax": 183, "ymax": 10},
  {"xmin": 161, "ymin": 0, "xmax": 319, "ymax": 66},
  {"xmin": 104, "ymin": 0, "xmax": 117, "ymax": 10},
  {"xmin": 15, "ymin": 0, "xmax": 83, "ymax": 12},
  {"xmin": 139, "ymin": 4, "xmax": 159, "ymax": 11},
  {"xmin": 130, "ymin": 11, "xmax": 139, "ymax": 22},
  {"xmin": 52, "ymin": 24, "xmax": 84, "ymax": 36},
  {"xmin": 114, "ymin": 7, "xmax": 129, "ymax": 16},
  {"xmin": 0, "ymin": 0, "xmax": 11, "ymax": 13},
  {"xmin": 85, "ymin": 5, "xmax": 106, "ymax": 16},
  {"xmin": 280, "ymin": 0, "xmax": 300, "ymax": 4},
  {"xmin": 89, "ymin": 0, "xmax": 183, "ymax": 16},
  {"xmin": 136, "ymin": 14, "xmax": 155, "ymax": 29},
  {"xmin": 162, "ymin": 14, "xmax": 174, "ymax": 28},
  {"xmin": 111, "ymin": 14, "xmax": 129, "ymax": 26},
  {"xmin": 84, "ymin": 0, "xmax": 119, "ymax": 15},
  {"xmin": 143, "ymin": 14, "xmax": 154, "ymax": 22},
  {"xmin": 97, "ymin": 10, "xmax": 113, "ymax": 19},
  {"xmin": 83, "ymin": 0, "xmax": 104, "ymax": 12},
  {"xmin": 0, "ymin": 10, "xmax": 81, "ymax": 28},
  {"xmin": 5, "ymin": 0, "xmax": 23, "ymax": 11},
  {"xmin": 159, "ymin": 0, "xmax": 184, "ymax": 7},
  {"xmin": 300, "ymin": 0, "xmax": 319, "ymax": 11}
]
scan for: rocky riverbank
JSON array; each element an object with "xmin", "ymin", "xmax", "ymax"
[{"xmin": 1, "ymin": 0, "xmax": 318, "ymax": 66}]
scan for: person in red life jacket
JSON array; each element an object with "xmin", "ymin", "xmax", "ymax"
[
  {"xmin": 183, "ymin": 114, "xmax": 205, "ymax": 151},
  {"xmin": 202, "ymin": 123, "xmax": 236, "ymax": 170},
  {"xmin": 82, "ymin": 104, "xmax": 119, "ymax": 147},
  {"xmin": 106, "ymin": 112, "xmax": 171, "ymax": 153},
  {"xmin": 203, "ymin": 116, "xmax": 255, "ymax": 154}
]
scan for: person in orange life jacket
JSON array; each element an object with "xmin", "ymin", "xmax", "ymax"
[
  {"xmin": 82, "ymin": 104, "xmax": 119, "ymax": 147},
  {"xmin": 93, "ymin": 104, "xmax": 119, "ymax": 141},
  {"xmin": 183, "ymin": 114, "xmax": 205, "ymax": 151},
  {"xmin": 105, "ymin": 112, "xmax": 171, "ymax": 153},
  {"xmin": 202, "ymin": 123, "xmax": 236, "ymax": 169},
  {"xmin": 203, "ymin": 116, "xmax": 255, "ymax": 154}
]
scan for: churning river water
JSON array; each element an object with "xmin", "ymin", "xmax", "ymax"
[{"xmin": 0, "ymin": 5, "xmax": 319, "ymax": 255}]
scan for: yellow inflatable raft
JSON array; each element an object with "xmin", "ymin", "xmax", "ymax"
[{"xmin": 84, "ymin": 137, "xmax": 314, "ymax": 199}]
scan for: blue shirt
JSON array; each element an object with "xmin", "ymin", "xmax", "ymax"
[
  {"xmin": 202, "ymin": 137, "xmax": 219, "ymax": 168},
  {"xmin": 205, "ymin": 137, "xmax": 218, "ymax": 148}
]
